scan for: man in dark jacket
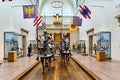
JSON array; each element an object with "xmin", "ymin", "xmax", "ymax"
[{"xmin": 28, "ymin": 44, "xmax": 32, "ymax": 57}]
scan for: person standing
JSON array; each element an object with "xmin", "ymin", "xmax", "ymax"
[
  {"xmin": 83, "ymin": 43, "xmax": 86, "ymax": 53},
  {"xmin": 93, "ymin": 43, "xmax": 97, "ymax": 55},
  {"xmin": 28, "ymin": 44, "xmax": 32, "ymax": 57}
]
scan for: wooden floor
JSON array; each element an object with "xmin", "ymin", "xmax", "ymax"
[
  {"xmin": 1, "ymin": 52, "xmax": 120, "ymax": 80},
  {"xmin": 0, "ymin": 54, "xmax": 39, "ymax": 80},
  {"xmin": 20, "ymin": 57, "xmax": 94, "ymax": 80},
  {"xmin": 72, "ymin": 52, "xmax": 120, "ymax": 80}
]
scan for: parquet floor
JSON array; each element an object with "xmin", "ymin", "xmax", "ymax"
[{"xmin": 20, "ymin": 56, "xmax": 94, "ymax": 80}]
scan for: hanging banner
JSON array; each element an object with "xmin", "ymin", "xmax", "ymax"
[
  {"xmin": 2, "ymin": 0, "xmax": 12, "ymax": 2},
  {"xmin": 33, "ymin": 16, "xmax": 42, "ymax": 26},
  {"xmin": 23, "ymin": 5, "xmax": 36, "ymax": 19},
  {"xmin": 79, "ymin": 5, "xmax": 91, "ymax": 19},
  {"xmin": 73, "ymin": 16, "xmax": 82, "ymax": 26},
  {"xmin": 69, "ymin": 23, "xmax": 77, "ymax": 31}
]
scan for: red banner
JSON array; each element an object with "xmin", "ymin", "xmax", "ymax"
[
  {"xmin": 2, "ymin": 0, "xmax": 12, "ymax": 2},
  {"xmin": 33, "ymin": 16, "xmax": 42, "ymax": 27}
]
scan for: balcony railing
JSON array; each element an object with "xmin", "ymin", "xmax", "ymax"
[{"xmin": 42, "ymin": 16, "xmax": 73, "ymax": 27}]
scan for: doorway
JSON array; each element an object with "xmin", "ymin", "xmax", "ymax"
[
  {"xmin": 89, "ymin": 36, "xmax": 93, "ymax": 55},
  {"xmin": 22, "ymin": 36, "xmax": 27, "ymax": 56},
  {"xmin": 54, "ymin": 33, "xmax": 61, "ymax": 44}
]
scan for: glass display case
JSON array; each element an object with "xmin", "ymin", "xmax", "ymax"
[
  {"xmin": 4, "ymin": 32, "xmax": 23, "ymax": 59},
  {"xmin": 78, "ymin": 40, "xmax": 86, "ymax": 53},
  {"xmin": 92, "ymin": 32, "xmax": 111, "ymax": 58},
  {"xmin": 30, "ymin": 40, "xmax": 37, "ymax": 53}
]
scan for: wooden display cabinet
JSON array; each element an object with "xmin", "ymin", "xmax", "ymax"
[
  {"xmin": 96, "ymin": 52, "xmax": 105, "ymax": 61},
  {"xmin": 8, "ymin": 51, "xmax": 17, "ymax": 62}
]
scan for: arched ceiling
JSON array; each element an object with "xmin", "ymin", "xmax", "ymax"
[{"xmin": 38, "ymin": 0, "xmax": 76, "ymax": 16}]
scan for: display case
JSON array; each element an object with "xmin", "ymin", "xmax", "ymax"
[
  {"xmin": 30, "ymin": 40, "xmax": 37, "ymax": 53},
  {"xmin": 92, "ymin": 32, "xmax": 111, "ymax": 58},
  {"xmin": 4, "ymin": 32, "xmax": 23, "ymax": 59},
  {"xmin": 78, "ymin": 40, "xmax": 86, "ymax": 53}
]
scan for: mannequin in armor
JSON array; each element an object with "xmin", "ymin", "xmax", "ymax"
[
  {"xmin": 62, "ymin": 33, "xmax": 70, "ymax": 52},
  {"xmin": 61, "ymin": 33, "xmax": 71, "ymax": 64},
  {"xmin": 39, "ymin": 29, "xmax": 50, "ymax": 55},
  {"xmin": 37, "ymin": 29, "xmax": 53, "ymax": 74},
  {"xmin": 48, "ymin": 37, "xmax": 56, "ymax": 60},
  {"xmin": 38, "ymin": 29, "xmax": 56, "ymax": 59}
]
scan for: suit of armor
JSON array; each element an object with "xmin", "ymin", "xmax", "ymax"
[
  {"xmin": 48, "ymin": 40, "xmax": 56, "ymax": 60},
  {"xmin": 39, "ymin": 30, "xmax": 50, "ymax": 55},
  {"xmin": 62, "ymin": 34, "xmax": 70, "ymax": 52},
  {"xmin": 38, "ymin": 29, "xmax": 53, "ymax": 74},
  {"xmin": 61, "ymin": 34, "xmax": 70, "ymax": 64}
]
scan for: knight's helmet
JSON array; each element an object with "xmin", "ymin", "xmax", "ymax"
[
  {"xmin": 63, "ymin": 33, "xmax": 67, "ymax": 38},
  {"xmin": 43, "ymin": 29, "xmax": 47, "ymax": 34}
]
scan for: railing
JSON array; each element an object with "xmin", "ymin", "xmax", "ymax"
[{"xmin": 42, "ymin": 16, "xmax": 73, "ymax": 27}]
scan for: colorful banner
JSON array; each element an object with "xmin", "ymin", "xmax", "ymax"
[
  {"xmin": 73, "ymin": 16, "xmax": 82, "ymax": 26},
  {"xmin": 23, "ymin": 5, "xmax": 36, "ymax": 19},
  {"xmin": 38, "ymin": 25, "xmax": 45, "ymax": 30},
  {"xmin": 33, "ymin": 16, "xmax": 42, "ymax": 26},
  {"xmin": 2, "ymin": 0, "xmax": 12, "ymax": 2},
  {"xmin": 79, "ymin": 5, "xmax": 91, "ymax": 19},
  {"xmin": 69, "ymin": 23, "xmax": 77, "ymax": 31}
]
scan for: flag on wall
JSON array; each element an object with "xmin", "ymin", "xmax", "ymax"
[
  {"xmin": 73, "ymin": 16, "xmax": 82, "ymax": 26},
  {"xmin": 23, "ymin": 5, "xmax": 36, "ymax": 19},
  {"xmin": 69, "ymin": 23, "xmax": 77, "ymax": 31},
  {"xmin": 79, "ymin": 5, "xmax": 91, "ymax": 19},
  {"xmin": 2, "ymin": 0, "xmax": 12, "ymax": 2},
  {"xmin": 33, "ymin": 16, "xmax": 42, "ymax": 26}
]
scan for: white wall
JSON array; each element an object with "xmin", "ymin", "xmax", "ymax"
[
  {"xmin": 40, "ymin": 0, "xmax": 74, "ymax": 16},
  {"xmin": 78, "ymin": 0, "xmax": 120, "ymax": 61},
  {"xmin": 0, "ymin": 0, "xmax": 36, "ymax": 60}
]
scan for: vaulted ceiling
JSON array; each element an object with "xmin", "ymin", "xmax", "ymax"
[
  {"xmin": 34, "ymin": 0, "xmax": 115, "ymax": 16},
  {"xmin": 37, "ymin": 0, "xmax": 78, "ymax": 16}
]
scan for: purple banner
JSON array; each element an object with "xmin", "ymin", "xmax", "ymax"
[
  {"xmin": 73, "ymin": 16, "xmax": 82, "ymax": 26},
  {"xmin": 23, "ymin": 5, "xmax": 36, "ymax": 19}
]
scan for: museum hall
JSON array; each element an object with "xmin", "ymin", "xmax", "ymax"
[{"xmin": 0, "ymin": 0, "xmax": 120, "ymax": 80}]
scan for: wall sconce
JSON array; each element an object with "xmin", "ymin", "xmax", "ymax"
[{"xmin": 115, "ymin": 15, "xmax": 120, "ymax": 26}]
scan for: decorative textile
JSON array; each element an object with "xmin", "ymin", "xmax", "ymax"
[
  {"xmin": 69, "ymin": 23, "xmax": 77, "ymax": 31},
  {"xmin": 23, "ymin": 5, "xmax": 36, "ymax": 19},
  {"xmin": 73, "ymin": 16, "xmax": 82, "ymax": 26},
  {"xmin": 33, "ymin": 16, "xmax": 42, "ymax": 26},
  {"xmin": 79, "ymin": 5, "xmax": 91, "ymax": 19},
  {"xmin": 2, "ymin": 0, "xmax": 12, "ymax": 2}
]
